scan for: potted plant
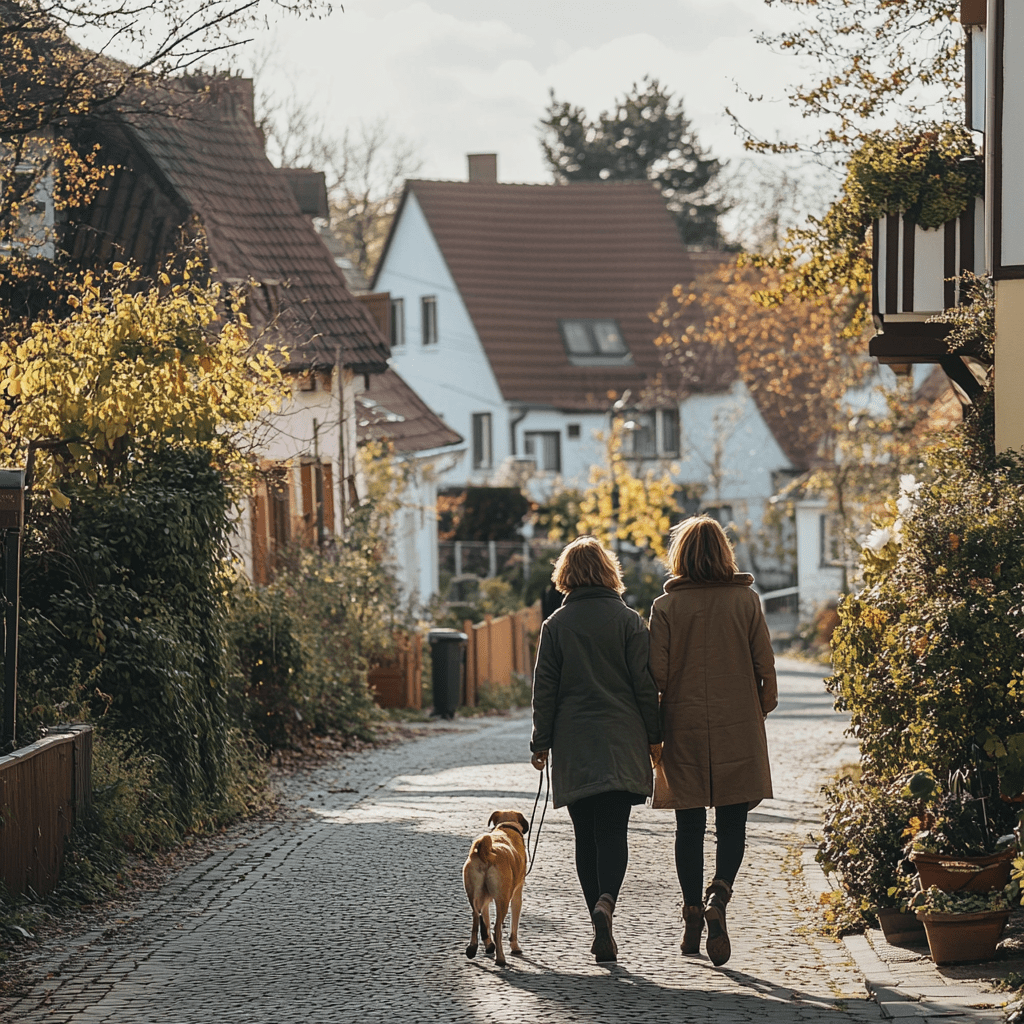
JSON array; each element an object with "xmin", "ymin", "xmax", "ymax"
[
  {"xmin": 817, "ymin": 772, "xmax": 923, "ymax": 940},
  {"xmin": 909, "ymin": 886, "xmax": 1013, "ymax": 965},
  {"xmin": 904, "ymin": 771, "xmax": 1017, "ymax": 893}
]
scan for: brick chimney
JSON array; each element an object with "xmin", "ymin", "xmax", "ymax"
[{"xmin": 467, "ymin": 153, "xmax": 498, "ymax": 183}]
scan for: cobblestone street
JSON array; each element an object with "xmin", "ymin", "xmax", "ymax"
[{"xmin": 3, "ymin": 660, "xmax": 889, "ymax": 1023}]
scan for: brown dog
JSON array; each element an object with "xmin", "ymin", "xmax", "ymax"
[{"xmin": 463, "ymin": 810, "xmax": 529, "ymax": 967}]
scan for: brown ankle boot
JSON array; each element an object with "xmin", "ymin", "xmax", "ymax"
[
  {"xmin": 591, "ymin": 893, "xmax": 617, "ymax": 963},
  {"xmin": 704, "ymin": 879, "xmax": 733, "ymax": 966},
  {"xmin": 680, "ymin": 904, "xmax": 704, "ymax": 954}
]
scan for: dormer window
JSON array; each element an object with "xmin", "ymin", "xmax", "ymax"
[{"xmin": 558, "ymin": 319, "xmax": 632, "ymax": 365}]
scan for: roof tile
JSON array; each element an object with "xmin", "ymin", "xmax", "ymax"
[{"xmin": 396, "ymin": 179, "xmax": 727, "ymax": 410}]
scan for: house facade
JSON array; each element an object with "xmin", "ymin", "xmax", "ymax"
[
  {"xmin": 355, "ymin": 367, "xmax": 464, "ymax": 608},
  {"xmin": 373, "ymin": 163, "xmax": 803, "ymax": 594},
  {"xmin": 54, "ymin": 74, "xmax": 456, "ymax": 595}
]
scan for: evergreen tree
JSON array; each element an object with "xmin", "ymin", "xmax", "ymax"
[{"xmin": 539, "ymin": 77, "xmax": 723, "ymax": 248}]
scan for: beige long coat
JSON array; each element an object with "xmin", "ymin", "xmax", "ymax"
[{"xmin": 648, "ymin": 573, "xmax": 777, "ymax": 809}]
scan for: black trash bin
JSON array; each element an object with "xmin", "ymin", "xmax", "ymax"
[{"xmin": 428, "ymin": 628, "xmax": 468, "ymax": 719}]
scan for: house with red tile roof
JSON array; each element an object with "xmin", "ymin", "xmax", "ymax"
[
  {"xmin": 56, "ymin": 74, "xmax": 462, "ymax": 599},
  {"xmin": 372, "ymin": 159, "xmax": 801, "ymax": 593}
]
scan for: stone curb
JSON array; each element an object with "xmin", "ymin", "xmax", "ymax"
[{"xmin": 800, "ymin": 848, "xmax": 1008, "ymax": 1022}]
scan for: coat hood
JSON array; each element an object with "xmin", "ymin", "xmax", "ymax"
[{"xmin": 663, "ymin": 572, "xmax": 755, "ymax": 593}]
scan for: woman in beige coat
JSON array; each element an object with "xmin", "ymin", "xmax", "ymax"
[{"xmin": 649, "ymin": 515, "xmax": 777, "ymax": 967}]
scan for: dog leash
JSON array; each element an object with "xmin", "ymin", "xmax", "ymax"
[{"xmin": 526, "ymin": 760, "xmax": 550, "ymax": 876}]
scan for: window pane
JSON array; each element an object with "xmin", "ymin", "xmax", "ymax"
[
  {"xmin": 390, "ymin": 298, "xmax": 405, "ymax": 347},
  {"xmin": 422, "ymin": 296, "xmax": 437, "ymax": 345},
  {"xmin": 542, "ymin": 433, "xmax": 561, "ymax": 472},
  {"xmin": 660, "ymin": 408, "xmax": 679, "ymax": 454},
  {"xmin": 630, "ymin": 411, "xmax": 655, "ymax": 456},
  {"xmin": 591, "ymin": 320, "xmax": 627, "ymax": 355},
  {"xmin": 472, "ymin": 412, "xmax": 492, "ymax": 470},
  {"xmin": 525, "ymin": 432, "xmax": 560, "ymax": 472},
  {"xmin": 561, "ymin": 321, "xmax": 592, "ymax": 354}
]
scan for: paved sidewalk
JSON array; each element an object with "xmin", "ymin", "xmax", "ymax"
[
  {"xmin": 0, "ymin": 659, "xmax": 1010, "ymax": 1022},
  {"xmin": 802, "ymin": 848, "xmax": 1019, "ymax": 1023}
]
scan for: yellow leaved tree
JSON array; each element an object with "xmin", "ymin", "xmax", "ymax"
[
  {"xmin": 0, "ymin": 261, "xmax": 286, "ymax": 504},
  {"xmin": 577, "ymin": 415, "xmax": 677, "ymax": 559}
]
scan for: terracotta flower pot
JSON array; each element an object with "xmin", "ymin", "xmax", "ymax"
[
  {"xmin": 876, "ymin": 907, "xmax": 926, "ymax": 945},
  {"xmin": 915, "ymin": 909, "xmax": 1010, "ymax": 964},
  {"xmin": 910, "ymin": 849, "xmax": 1015, "ymax": 893}
]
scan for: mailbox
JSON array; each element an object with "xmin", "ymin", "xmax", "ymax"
[{"xmin": 0, "ymin": 470, "xmax": 25, "ymax": 530}]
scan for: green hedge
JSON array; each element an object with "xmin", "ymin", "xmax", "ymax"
[{"xmin": 830, "ymin": 396, "xmax": 1024, "ymax": 793}]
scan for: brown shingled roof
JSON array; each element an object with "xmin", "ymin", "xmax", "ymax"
[
  {"xmin": 380, "ymin": 179, "xmax": 726, "ymax": 411},
  {"xmin": 111, "ymin": 77, "xmax": 389, "ymax": 373},
  {"xmin": 357, "ymin": 367, "xmax": 463, "ymax": 454}
]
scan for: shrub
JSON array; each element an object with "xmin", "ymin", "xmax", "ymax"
[
  {"xmin": 16, "ymin": 447, "xmax": 246, "ymax": 827},
  {"xmin": 829, "ymin": 394, "xmax": 1024, "ymax": 797},
  {"xmin": 227, "ymin": 508, "xmax": 402, "ymax": 748},
  {"xmin": 817, "ymin": 773, "xmax": 918, "ymax": 914},
  {"xmin": 473, "ymin": 672, "xmax": 532, "ymax": 713}
]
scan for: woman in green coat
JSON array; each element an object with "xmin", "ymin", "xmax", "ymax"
[{"xmin": 531, "ymin": 536, "xmax": 662, "ymax": 963}]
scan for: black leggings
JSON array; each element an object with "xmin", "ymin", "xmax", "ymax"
[
  {"xmin": 566, "ymin": 791, "xmax": 635, "ymax": 914},
  {"xmin": 674, "ymin": 803, "xmax": 749, "ymax": 906}
]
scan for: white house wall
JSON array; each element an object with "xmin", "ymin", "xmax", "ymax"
[
  {"xmin": 376, "ymin": 192, "xmax": 506, "ymax": 486},
  {"xmin": 391, "ymin": 448, "xmax": 464, "ymax": 610},
  {"xmin": 676, "ymin": 381, "xmax": 790, "ymax": 501},
  {"xmin": 795, "ymin": 499, "xmax": 845, "ymax": 619},
  {"xmin": 508, "ymin": 408, "xmax": 606, "ymax": 498},
  {"xmin": 232, "ymin": 373, "xmax": 358, "ymax": 579}
]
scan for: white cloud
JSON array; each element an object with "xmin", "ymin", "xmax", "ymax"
[{"xmin": 234, "ymin": 0, "xmax": 824, "ymax": 187}]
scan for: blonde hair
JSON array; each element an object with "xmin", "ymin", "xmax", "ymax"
[
  {"xmin": 666, "ymin": 515, "xmax": 738, "ymax": 584},
  {"xmin": 551, "ymin": 536, "xmax": 625, "ymax": 594}
]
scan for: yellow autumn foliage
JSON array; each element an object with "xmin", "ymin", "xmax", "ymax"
[
  {"xmin": 0, "ymin": 262, "xmax": 286, "ymax": 501},
  {"xmin": 577, "ymin": 416, "xmax": 676, "ymax": 558}
]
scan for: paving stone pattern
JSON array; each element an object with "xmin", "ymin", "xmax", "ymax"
[{"xmin": 3, "ymin": 660, "xmax": 888, "ymax": 1023}]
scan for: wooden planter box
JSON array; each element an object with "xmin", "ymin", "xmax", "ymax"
[
  {"xmin": 910, "ymin": 849, "xmax": 1015, "ymax": 893},
  {"xmin": 916, "ymin": 909, "xmax": 1010, "ymax": 964}
]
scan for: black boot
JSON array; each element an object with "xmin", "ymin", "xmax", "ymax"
[{"xmin": 704, "ymin": 879, "xmax": 732, "ymax": 966}]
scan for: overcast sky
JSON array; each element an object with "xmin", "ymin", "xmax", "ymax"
[{"xmin": 237, "ymin": 0, "xmax": 820, "ymax": 187}]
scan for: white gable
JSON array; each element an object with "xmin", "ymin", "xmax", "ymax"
[{"xmin": 375, "ymin": 192, "xmax": 506, "ymax": 486}]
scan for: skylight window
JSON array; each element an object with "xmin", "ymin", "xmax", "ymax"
[{"xmin": 558, "ymin": 319, "xmax": 632, "ymax": 365}]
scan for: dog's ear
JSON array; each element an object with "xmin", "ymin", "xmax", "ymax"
[
  {"xmin": 517, "ymin": 812, "xmax": 529, "ymax": 835},
  {"xmin": 487, "ymin": 811, "xmax": 499, "ymax": 828}
]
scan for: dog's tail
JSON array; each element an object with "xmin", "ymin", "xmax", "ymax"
[{"xmin": 470, "ymin": 834, "xmax": 495, "ymax": 865}]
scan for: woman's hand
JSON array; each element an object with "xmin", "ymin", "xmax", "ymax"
[
  {"xmin": 531, "ymin": 750, "xmax": 548, "ymax": 771},
  {"xmin": 649, "ymin": 743, "xmax": 663, "ymax": 768}
]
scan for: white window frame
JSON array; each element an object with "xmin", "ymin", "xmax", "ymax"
[
  {"xmin": 524, "ymin": 431, "xmax": 561, "ymax": 473},
  {"xmin": 622, "ymin": 409, "xmax": 679, "ymax": 458}
]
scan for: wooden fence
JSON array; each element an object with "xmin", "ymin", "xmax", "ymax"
[
  {"xmin": 0, "ymin": 725, "xmax": 93, "ymax": 897},
  {"xmin": 462, "ymin": 602, "xmax": 542, "ymax": 706},
  {"xmin": 367, "ymin": 632, "xmax": 422, "ymax": 710}
]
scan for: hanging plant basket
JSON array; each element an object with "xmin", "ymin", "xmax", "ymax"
[
  {"xmin": 910, "ymin": 849, "xmax": 1015, "ymax": 893},
  {"xmin": 877, "ymin": 907, "xmax": 926, "ymax": 945},
  {"xmin": 915, "ymin": 909, "xmax": 1010, "ymax": 964}
]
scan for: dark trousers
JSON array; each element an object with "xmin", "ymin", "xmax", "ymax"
[
  {"xmin": 674, "ymin": 802, "xmax": 749, "ymax": 907},
  {"xmin": 566, "ymin": 791, "xmax": 634, "ymax": 914}
]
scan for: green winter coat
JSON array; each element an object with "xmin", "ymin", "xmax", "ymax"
[{"xmin": 531, "ymin": 586, "xmax": 662, "ymax": 809}]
